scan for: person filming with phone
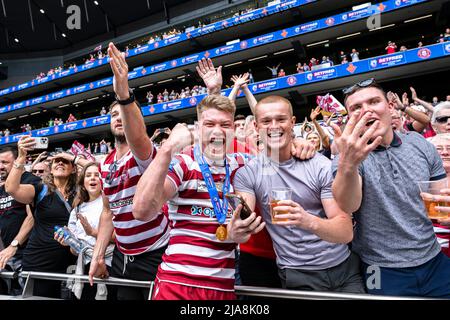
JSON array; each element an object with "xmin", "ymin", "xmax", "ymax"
[
  {"xmin": 5, "ymin": 135, "xmax": 89, "ymax": 298},
  {"xmin": 231, "ymin": 95, "xmax": 365, "ymax": 293}
]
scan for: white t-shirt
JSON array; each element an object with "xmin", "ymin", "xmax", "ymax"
[{"xmin": 68, "ymin": 196, "xmax": 115, "ymax": 265}]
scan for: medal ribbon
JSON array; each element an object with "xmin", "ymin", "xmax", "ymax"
[{"xmin": 194, "ymin": 144, "xmax": 230, "ymax": 225}]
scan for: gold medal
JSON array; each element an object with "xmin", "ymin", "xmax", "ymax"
[{"xmin": 215, "ymin": 225, "xmax": 227, "ymax": 241}]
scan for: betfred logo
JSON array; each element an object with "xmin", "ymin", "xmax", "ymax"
[
  {"xmin": 189, "ymin": 97, "xmax": 197, "ymax": 106},
  {"xmin": 240, "ymin": 41, "xmax": 248, "ymax": 49},
  {"xmin": 445, "ymin": 43, "xmax": 450, "ymax": 54},
  {"xmin": 171, "ymin": 60, "xmax": 177, "ymax": 67},
  {"xmin": 287, "ymin": 76, "xmax": 297, "ymax": 86},
  {"xmin": 37, "ymin": 129, "xmax": 50, "ymax": 135},
  {"xmin": 417, "ymin": 48, "xmax": 431, "ymax": 59},
  {"xmin": 306, "ymin": 73, "xmax": 313, "ymax": 81},
  {"xmin": 325, "ymin": 17, "xmax": 335, "ymax": 26},
  {"xmin": 370, "ymin": 60, "xmax": 378, "ymax": 68}
]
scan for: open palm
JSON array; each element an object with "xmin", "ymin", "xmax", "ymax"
[{"xmin": 196, "ymin": 58, "xmax": 222, "ymax": 93}]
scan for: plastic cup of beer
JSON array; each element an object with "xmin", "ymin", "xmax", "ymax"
[
  {"xmin": 417, "ymin": 179, "xmax": 449, "ymax": 220},
  {"xmin": 270, "ymin": 188, "xmax": 292, "ymax": 223}
]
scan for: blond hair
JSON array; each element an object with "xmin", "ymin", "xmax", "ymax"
[
  {"xmin": 255, "ymin": 95, "xmax": 293, "ymax": 120},
  {"xmin": 197, "ymin": 95, "xmax": 236, "ymax": 119}
]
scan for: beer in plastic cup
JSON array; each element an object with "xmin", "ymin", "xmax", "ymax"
[
  {"xmin": 270, "ymin": 188, "xmax": 292, "ymax": 223},
  {"xmin": 418, "ymin": 179, "xmax": 449, "ymax": 219}
]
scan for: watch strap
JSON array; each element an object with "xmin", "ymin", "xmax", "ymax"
[{"xmin": 115, "ymin": 89, "xmax": 135, "ymax": 105}]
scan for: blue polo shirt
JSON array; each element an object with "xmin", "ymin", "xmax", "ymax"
[{"xmin": 332, "ymin": 131, "xmax": 446, "ymax": 268}]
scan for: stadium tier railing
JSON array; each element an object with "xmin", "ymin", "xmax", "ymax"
[
  {"xmin": 0, "ymin": 0, "xmax": 429, "ymax": 118},
  {"xmin": 0, "ymin": 270, "xmax": 430, "ymax": 300},
  {"xmin": 0, "ymin": 40, "xmax": 448, "ymax": 146},
  {"xmin": 0, "ymin": 0, "xmax": 316, "ymax": 98}
]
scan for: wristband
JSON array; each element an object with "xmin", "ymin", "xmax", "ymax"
[
  {"xmin": 115, "ymin": 89, "xmax": 135, "ymax": 105},
  {"xmin": 13, "ymin": 161, "xmax": 25, "ymax": 170}
]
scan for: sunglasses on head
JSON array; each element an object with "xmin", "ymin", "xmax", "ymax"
[
  {"xmin": 32, "ymin": 169, "xmax": 45, "ymax": 174},
  {"xmin": 342, "ymin": 78, "xmax": 376, "ymax": 95},
  {"xmin": 435, "ymin": 115, "xmax": 450, "ymax": 124}
]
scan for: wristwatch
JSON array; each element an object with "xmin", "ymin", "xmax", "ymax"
[
  {"xmin": 115, "ymin": 89, "xmax": 135, "ymax": 105},
  {"xmin": 10, "ymin": 239, "xmax": 19, "ymax": 248}
]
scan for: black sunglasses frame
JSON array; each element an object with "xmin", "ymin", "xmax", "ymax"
[
  {"xmin": 342, "ymin": 78, "xmax": 376, "ymax": 95},
  {"xmin": 435, "ymin": 115, "xmax": 450, "ymax": 124}
]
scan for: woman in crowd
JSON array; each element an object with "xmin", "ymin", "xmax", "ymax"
[
  {"xmin": 308, "ymin": 106, "xmax": 332, "ymax": 158},
  {"xmin": 55, "ymin": 162, "xmax": 115, "ymax": 300},
  {"xmin": 5, "ymin": 135, "xmax": 86, "ymax": 298}
]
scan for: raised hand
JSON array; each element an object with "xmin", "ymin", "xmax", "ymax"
[
  {"xmin": 47, "ymin": 152, "xmax": 75, "ymax": 164},
  {"xmin": 391, "ymin": 92, "xmax": 405, "ymax": 110},
  {"xmin": 17, "ymin": 135, "xmax": 36, "ymax": 159},
  {"xmin": 196, "ymin": 58, "xmax": 222, "ymax": 95},
  {"xmin": 108, "ymin": 42, "xmax": 130, "ymax": 101},
  {"xmin": 231, "ymin": 73, "xmax": 250, "ymax": 89},
  {"xmin": 310, "ymin": 106, "xmax": 322, "ymax": 121},
  {"xmin": 410, "ymin": 87, "xmax": 418, "ymax": 101},
  {"xmin": 402, "ymin": 92, "xmax": 409, "ymax": 107},
  {"xmin": 331, "ymin": 110, "xmax": 382, "ymax": 167}
]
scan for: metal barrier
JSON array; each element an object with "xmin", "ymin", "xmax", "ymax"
[
  {"xmin": 0, "ymin": 270, "xmax": 432, "ymax": 300},
  {"xmin": 0, "ymin": 270, "xmax": 153, "ymax": 300}
]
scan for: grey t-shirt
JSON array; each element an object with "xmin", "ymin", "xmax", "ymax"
[
  {"xmin": 332, "ymin": 131, "xmax": 445, "ymax": 268},
  {"xmin": 234, "ymin": 154, "xmax": 350, "ymax": 270}
]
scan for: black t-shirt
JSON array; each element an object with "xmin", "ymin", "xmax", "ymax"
[
  {"xmin": 0, "ymin": 172, "xmax": 41, "ymax": 253},
  {"xmin": 22, "ymin": 183, "xmax": 76, "ymax": 272},
  {"xmin": 319, "ymin": 148, "xmax": 332, "ymax": 160}
]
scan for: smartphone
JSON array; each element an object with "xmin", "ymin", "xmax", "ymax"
[
  {"xmin": 33, "ymin": 137, "xmax": 49, "ymax": 149},
  {"xmin": 226, "ymin": 194, "xmax": 253, "ymax": 220}
]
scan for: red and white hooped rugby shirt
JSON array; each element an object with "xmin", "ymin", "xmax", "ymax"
[
  {"xmin": 101, "ymin": 148, "xmax": 170, "ymax": 255},
  {"xmin": 156, "ymin": 147, "xmax": 248, "ymax": 291}
]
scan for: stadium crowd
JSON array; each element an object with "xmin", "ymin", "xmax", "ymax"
[
  {"xmin": 5, "ymin": 24, "xmax": 448, "ymax": 138},
  {"xmin": 1, "ymin": 37, "xmax": 450, "ymax": 301}
]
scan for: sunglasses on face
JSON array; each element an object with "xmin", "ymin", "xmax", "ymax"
[
  {"xmin": 342, "ymin": 78, "xmax": 376, "ymax": 95},
  {"xmin": 53, "ymin": 158, "xmax": 70, "ymax": 164},
  {"xmin": 435, "ymin": 116, "xmax": 450, "ymax": 124},
  {"xmin": 32, "ymin": 169, "xmax": 45, "ymax": 174},
  {"xmin": 105, "ymin": 161, "xmax": 118, "ymax": 185}
]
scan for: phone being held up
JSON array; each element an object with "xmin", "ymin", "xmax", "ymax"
[
  {"xmin": 226, "ymin": 194, "xmax": 253, "ymax": 220},
  {"xmin": 33, "ymin": 137, "xmax": 49, "ymax": 150}
]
